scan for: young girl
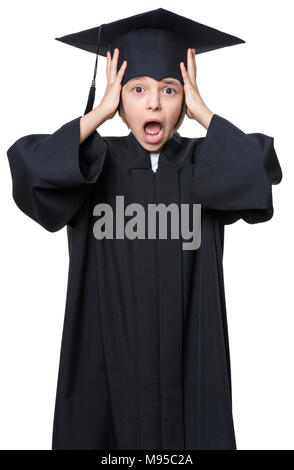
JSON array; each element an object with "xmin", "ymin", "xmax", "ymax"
[{"xmin": 7, "ymin": 10, "xmax": 282, "ymax": 451}]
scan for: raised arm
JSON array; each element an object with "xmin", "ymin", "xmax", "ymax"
[
  {"xmin": 6, "ymin": 47, "xmax": 128, "ymax": 232},
  {"xmin": 191, "ymin": 114, "xmax": 283, "ymax": 225}
]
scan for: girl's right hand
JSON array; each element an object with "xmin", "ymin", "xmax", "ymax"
[{"xmin": 97, "ymin": 47, "xmax": 127, "ymax": 120}]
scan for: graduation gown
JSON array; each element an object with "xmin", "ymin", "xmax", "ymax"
[{"xmin": 6, "ymin": 113, "xmax": 282, "ymax": 450}]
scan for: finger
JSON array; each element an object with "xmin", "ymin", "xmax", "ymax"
[
  {"xmin": 192, "ymin": 48, "xmax": 197, "ymax": 70},
  {"xmin": 187, "ymin": 48, "xmax": 193, "ymax": 75},
  {"xmin": 192, "ymin": 48, "xmax": 198, "ymax": 84},
  {"xmin": 188, "ymin": 48, "xmax": 196, "ymax": 65},
  {"xmin": 110, "ymin": 48, "xmax": 120, "ymax": 81},
  {"xmin": 106, "ymin": 50, "xmax": 111, "ymax": 81},
  {"xmin": 187, "ymin": 48, "xmax": 196, "ymax": 83},
  {"xmin": 116, "ymin": 60, "xmax": 127, "ymax": 80},
  {"xmin": 179, "ymin": 61, "xmax": 192, "ymax": 87},
  {"xmin": 191, "ymin": 48, "xmax": 197, "ymax": 67},
  {"xmin": 192, "ymin": 48, "xmax": 197, "ymax": 75}
]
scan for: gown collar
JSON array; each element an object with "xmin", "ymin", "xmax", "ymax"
[{"xmin": 126, "ymin": 130, "xmax": 183, "ymax": 169}]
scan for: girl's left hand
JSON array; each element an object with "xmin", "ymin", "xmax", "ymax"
[{"xmin": 180, "ymin": 48, "xmax": 206, "ymax": 119}]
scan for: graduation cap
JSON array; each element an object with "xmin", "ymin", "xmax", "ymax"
[{"xmin": 55, "ymin": 8, "xmax": 245, "ymax": 116}]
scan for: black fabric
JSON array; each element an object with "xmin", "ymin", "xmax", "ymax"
[
  {"xmin": 6, "ymin": 114, "xmax": 282, "ymax": 450},
  {"xmin": 192, "ymin": 114, "xmax": 282, "ymax": 225},
  {"xmin": 55, "ymin": 7, "xmax": 245, "ymax": 88},
  {"xmin": 7, "ymin": 118, "xmax": 107, "ymax": 232}
]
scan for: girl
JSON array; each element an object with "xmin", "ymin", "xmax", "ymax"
[{"xmin": 7, "ymin": 10, "xmax": 282, "ymax": 450}]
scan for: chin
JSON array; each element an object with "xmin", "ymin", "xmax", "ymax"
[{"xmin": 142, "ymin": 139, "xmax": 165, "ymax": 152}]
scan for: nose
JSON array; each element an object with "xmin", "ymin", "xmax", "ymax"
[{"xmin": 146, "ymin": 90, "xmax": 161, "ymax": 110}]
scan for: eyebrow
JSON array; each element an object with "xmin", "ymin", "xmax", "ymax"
[
  {"xmin": 161, "ymin": 78, "xmax": 180, "ymax": 86},
  {"xmin": 128, "ymin": 76, "xmax": 181, "ymax": 87}
]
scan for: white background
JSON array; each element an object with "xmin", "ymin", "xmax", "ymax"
[{"xmin": 1, "ymin": 0, "xmax": 292, "ymax": 450}]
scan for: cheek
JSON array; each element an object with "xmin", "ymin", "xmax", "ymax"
[
  {"xmin": 124, "ymin": 106, "xmax": 141, "ymax": 127},
  {"xmin": 166, "ymin": 100, "xmax": 183, "ymax": 120},
  {"xmin": 126, "ymin": 98, "xmax": 144, "ymax": 116}
]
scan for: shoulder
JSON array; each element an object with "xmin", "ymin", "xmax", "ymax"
[
  {"xmin": 92, "ymin": 132, "xmax": 130, "ymax": 154},
  {"xmin": 174, "ymin": 131, "xmax": 204, "ymax": 146},
  {"xmin": 173, "ymin": 131, "xmax": 205, "ymax": 164}
]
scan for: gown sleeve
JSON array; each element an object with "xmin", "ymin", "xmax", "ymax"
[
  {"xmin": 191, "ymin": 113, "xmax": 283, "ymax": 225},
  {"xmin": 6, "ymin": 116, "xmax": 108, "ymax": 232}
]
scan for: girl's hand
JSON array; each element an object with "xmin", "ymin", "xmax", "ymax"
[
  {"xmin": 180, "ymin": 48, "xmax": 214, "ymax": 128},
  {"xmin": 98, "ymin": 47, "xmax": 127, "ymax": 120},
  {"xmin": 179, "ymin": 48, "xmax": 205, "ymax": 118}
]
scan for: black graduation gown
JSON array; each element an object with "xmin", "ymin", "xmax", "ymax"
[{"xmin": 6, "ymin": 113, "xmax": 282, "ymax": 450}]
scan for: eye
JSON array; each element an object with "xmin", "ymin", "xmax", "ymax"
[
  {"xmin": 163, "ymin": 87, "xmax": 176, "ymax": 95},
  {"xmin": 131, "ymin": 86, "xmax": 176, "ymax": 95},
  {"xmin": 132, "ymin": 86, "xmax": 144, "ymax": 94}
]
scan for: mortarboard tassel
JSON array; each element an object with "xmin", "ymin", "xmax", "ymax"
[{"xmin": 84, "ymin": 24, "xmax": 104, "ymax": 115}]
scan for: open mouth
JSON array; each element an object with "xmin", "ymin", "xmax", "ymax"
[{"xmin": 143, "ymin": 120, "xmax": 164, "ymax": 144}]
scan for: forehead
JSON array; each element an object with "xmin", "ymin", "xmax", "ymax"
[{"xmin": 126, "ymin": 76, "xmax": 181, "ymax": 86}]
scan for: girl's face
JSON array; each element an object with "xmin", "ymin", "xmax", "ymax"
[{"xmin": 121, "ymin": 76, "xmax": 184, "ymax": 152}]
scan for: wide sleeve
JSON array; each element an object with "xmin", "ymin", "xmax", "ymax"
[
  {"xmin": 191, "ymin": 114, "xmax": 283, "ymax": 225},
  {"xmin": 6, "ymin": 116, "xmax": 108, "ymax": 232}
]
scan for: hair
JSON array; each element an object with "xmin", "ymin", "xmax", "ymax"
[{"xmin": 118, "ymin": 91, "xmax": 187, "ymax": 136}]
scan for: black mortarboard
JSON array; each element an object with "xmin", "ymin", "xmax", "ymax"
[{"xmin": 55, "ymin": 8, "xmax": 245, "ymax": 116}]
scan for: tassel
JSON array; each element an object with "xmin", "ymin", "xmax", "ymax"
[
  {"xmin": 84, "ymin": 79, "xmax": 96, "ymax": 115},
  {"xmin": 83, "ymin": 24, "xmax": 104, "ymax": 115}
]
